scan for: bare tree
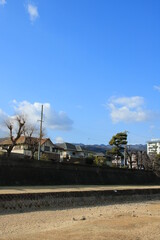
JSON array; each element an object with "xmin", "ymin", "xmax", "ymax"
[
  {"xmin": 23, "ymin": 124, "xmax": 46, "ymax": 159},
  {"xmin": 3, "ymin": 113, "xmax": 47, "ymax": 159},
  {"xmin": 151, "ymin": 154, "xmax": 160, "ymax": 177},
  {"xmin": 142, "ymin": 151, "xmax": 153, "ymax": 171},
  {"xmin": 5, "ymin": 115, "xmax": 26, "ymax": 157},
  {"xmin": 23, "ymin": 125, "xmax": 39, "ymax": 159},
  {"xmin": 126, "ymin": 150, "xmax": 133, "ymax": 169}
]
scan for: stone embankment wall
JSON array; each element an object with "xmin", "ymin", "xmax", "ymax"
[
  {"xmin": 0, "ymin": 158, "xmax": 160, "ymax": 186},
  {"xmin": 1, "ymin": 189, "xmax": 160, "ymax": 213}
]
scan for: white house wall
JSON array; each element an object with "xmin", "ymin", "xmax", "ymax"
[
  {"xmin": 41, "ymin": 140, "xmax": 55, "ymax": 153},
  {"xmin": 147, "ymin": 141, "xmax": 160, "ymax": 155}
]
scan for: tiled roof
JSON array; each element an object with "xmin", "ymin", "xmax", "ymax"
[
  {"xmin": 75, "ymin": 145, "xmax": 82, "ymax": 151},
  {"xmin": 0, "ymin": 136, "xmax": 54, "ymax": 147},
  {"xmin": 0, "ymin": 138, "xmax": 8, "ymax": 143},
  {"xmin": 56, "ymin": 142, "xmax": 77, "ymax": 151}
]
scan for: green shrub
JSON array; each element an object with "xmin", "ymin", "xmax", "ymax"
[{"xmin": 94, "ymin": 156, "xmax": 107, "ymax": 166}]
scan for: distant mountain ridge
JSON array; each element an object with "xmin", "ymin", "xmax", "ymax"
[{"xmin": 74, "ymin": 143, "xmax": 147, "ymax": 153}]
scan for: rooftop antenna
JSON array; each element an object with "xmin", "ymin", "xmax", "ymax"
[{"xmin": 38, "ymin": 105, "xmax": 43, "ymax": 160}]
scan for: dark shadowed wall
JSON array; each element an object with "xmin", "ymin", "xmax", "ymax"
[{"xmin": 0, "ymin": 158, "xmax": 160, "ymax": 186}]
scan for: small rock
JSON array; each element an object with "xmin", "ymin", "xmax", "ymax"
[
  {"xmin": 132, "ymin": 214, "xmax": 137, "ymax": 217},
  {"xmin": 81, "ymin": 216, "xmax": 86, "ymax": 221}
]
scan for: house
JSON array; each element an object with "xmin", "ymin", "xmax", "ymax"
[
  {"xmin": 0, "ymin": 136, "xmax": 61, "ymax": 161},
  {"xmin": 111, "ymin": 156, "xmax": 122, "ymax": 167},
  {"xmin": 147, "ymin": 139, "xmax": 160, "ymax": 156},
  {"xmin": 127, "ymin": 152, "xmax": 138, "ymax": 169},
  {"xmin": 75, "ymin": 145, "xmax": 86, "ymax": 158},
  {"xmin": 0, "ymin": 136, "xmax": 36, "ymax": 157},
  {"xmin": 55, "ymin": 142, "xmax": 85, "ymax": 163}
]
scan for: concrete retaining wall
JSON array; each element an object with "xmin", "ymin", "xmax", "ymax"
[{"xmin": 0, "ymin": 158, "xmax": 160, "ymax": 186}]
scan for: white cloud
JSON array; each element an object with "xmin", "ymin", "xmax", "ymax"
[
  {"xmin": 0, "ymin": 109, "xmax": 8, "ymax": 137},
  {"xmin": 0, "ymin": 0, "xmax": 6, "ymax": 5},
  {"xmin": 110, "ymin": 96, "xmax": 144, "ymax": 108},
  {"xmin": 108, "ymin": 96, "xmax": 150, "ymax": 123},
  {"xmin": 154, "ymin": 85, "xmax": 160, "ymax": 92},
  {"xmin": 55, "ymin": 137, "xmax": 64, "ymax": 143},
  {"xmin": 12, "ymin": 100, "xmax": 73, "ymax": 131},
  {"xmin": 27, "ymin": 4, "xmax": 39, "ymax": 22},
  {"xmin": 0, "ymin": 108, "xmax": 8, "ymax": 124}
]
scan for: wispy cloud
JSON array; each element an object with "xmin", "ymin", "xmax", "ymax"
[
  {"xmin": 107, "ymin": 96, "xmax": 151, "ymax": 123},
  {"xmin": 76, "ymin": 105, "xmax": 83, "ymax": 109},
  {"xmin": 55, "ymin": 137, "xmax": 64, "ymax": 143},
  {"xmin": 150, "ymin": 125, "xmax": 155, "ymax": 130},
  {"xmin": 27, "ymin": 3, "xmax": 39, "ymax": 22},
  {"xmin": 0, "ymin": 0, "xmax": 6, "ymax": 6},
  {"xmin": 154, "ymin": 85, "xmax": 160, "ymax": 92}
]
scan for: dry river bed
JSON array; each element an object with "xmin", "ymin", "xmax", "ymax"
[{"xmin": 0, "ymin": 200, "xmax": 160, "ymax": 240}]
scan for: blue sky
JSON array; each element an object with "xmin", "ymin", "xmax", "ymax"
[{"xmin": 0, "ymin": 0, "xmax": 160, "ymax": 145}]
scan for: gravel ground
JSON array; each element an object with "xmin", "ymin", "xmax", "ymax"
[{"xmin": 0, "ymin": 200, "xmax": 160, "ymax": 240}]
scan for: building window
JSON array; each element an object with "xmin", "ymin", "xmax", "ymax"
[
  {"xmin": 52, "ymin": 148, "xmax": 58, "ymax": 153},
  {"xmin": 44, "ymin": 146, "xmax": 50, "ymax": 152}
]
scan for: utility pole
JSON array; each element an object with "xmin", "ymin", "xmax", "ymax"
[
  {"xmin": 124, "ymin": 130, "xmax": 129, "ymax": 166},
  {"xmin": 38, "ymin": 105, "xmax": 43, "ymax": 160},
  {"xmin": 124, "ymin": 145, "xmax": 126, "ymax": 166}
]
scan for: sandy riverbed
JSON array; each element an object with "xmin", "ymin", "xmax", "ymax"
[{"xmin": 0, "ymin": 200, "xmax": 160, "ymax": 240}]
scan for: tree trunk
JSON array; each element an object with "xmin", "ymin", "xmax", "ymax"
[
  {"xmin": 7, "ymin": 145, "xmax": 14, "ymax": 157},
  {"xmin": 130, "ymin": 155, "xmax": 132, "ymax": 169}
]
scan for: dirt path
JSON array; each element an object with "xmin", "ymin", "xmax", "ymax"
[
  {"xmin": 1, "ymin": 185, "xmax": 160, "ymax": 194},
  {"xmin": 0, "ymin": 200, "xmax": 160, "ymax": 240}
]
